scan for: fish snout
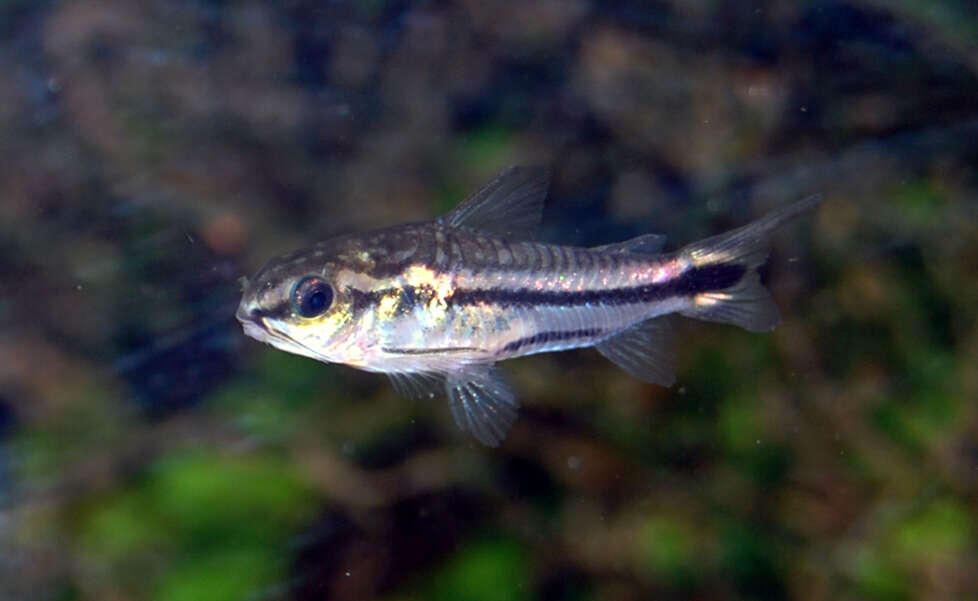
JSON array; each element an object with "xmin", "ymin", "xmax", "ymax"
[{"xmin": 235, "ymin": 297, "xmax": 264, "ymax": 324}]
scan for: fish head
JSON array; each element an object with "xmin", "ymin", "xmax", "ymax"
[{"xmin": 236, "ymin": 235, "xmax": 376, "ymax": 365}]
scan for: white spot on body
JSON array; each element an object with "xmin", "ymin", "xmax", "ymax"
[
  {"xmin": 435, "ymin": 244, "xmax": 447, "ymax": 266},
  {"xmin": 495, "ymin": 240, "xmax": 512, "ymax": 266}
]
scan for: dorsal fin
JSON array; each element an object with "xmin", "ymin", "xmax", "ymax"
[
  {"xmin": 439, "ymin": 166, "xmax": 550, "ymax": 240},
  {"xmin": 592, "ymin": 233, "xmax": 666, "ymax": 256}
]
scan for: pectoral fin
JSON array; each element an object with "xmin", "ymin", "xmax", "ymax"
[
  {"xmin": 445, "ymin": 364, "xmax": 519, "ymax": 446},
  {"xmin": 388, "ymin": 372, "xmax": 443, "ymax": 399}
]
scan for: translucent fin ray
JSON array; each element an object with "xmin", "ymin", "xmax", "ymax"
[
  {"xmin": 388, "ymin": 371, "xmax": 443, "ymax": 399},
  {"xmin": 592, "ymin": 233, "xmax": 666, "ymax": 256},
  {"xmin": 595, "ymin": 317, "xmax": 676, "ymax": 386},
  {"xmin": 439, "ymin": 166, "xmax": 550, "ymax": 240},
  {"xmin": 679, "ymin": 195, "xmax": 820, "ymax": 332},
  {"xmin": 680, "ymin": 271, "xmax": 781, "ymax": 331},
  {"xmin": 684, "ymin": 195, "xmax": 821, "ymax": 269},
  {"xmin": 445, "ymin": 364, "xmax": 519, "ymax": 446}
]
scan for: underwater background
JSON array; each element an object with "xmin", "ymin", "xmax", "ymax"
[{"xmin": 2, "ymin": 1, "xmax": 978, "ymax": 600}]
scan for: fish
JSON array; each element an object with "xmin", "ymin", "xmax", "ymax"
[{"xmin": 236, "ymin": 166, "xmax": 820, "ymax": 446}]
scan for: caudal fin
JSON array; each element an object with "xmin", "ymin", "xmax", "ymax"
[{"xmin": 678, "ymin": 195, "xmax": 821, "ymax": 332}]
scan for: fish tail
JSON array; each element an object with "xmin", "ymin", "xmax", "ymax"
[{"xmin": 678, "ymin": 195, "xmax": 821, "ymax": 332}]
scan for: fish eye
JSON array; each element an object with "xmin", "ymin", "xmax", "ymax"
[{"xmin": 290, "ymin": 276, "xmax": 333, "ymax": 318}]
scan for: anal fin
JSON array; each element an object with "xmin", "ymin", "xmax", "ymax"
[
  {"xmin": 445, "ymin": 364, "xmax": 519, "ymax": 446},
  {"xmin": 595, "ymin": 318, "xmax": 676, "ymax": 386}
]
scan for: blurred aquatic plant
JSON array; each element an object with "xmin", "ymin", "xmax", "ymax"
[
  {"xmin": 638, "ymin": 515, "xmax": 696, "ymax": 587},
  {"xmin": 429, "ymin": 537, "xmax": 531, "ymax": 601},
  {"xmin": 75, "ymin": 450, "xmax": 318, "ymax": 601}
]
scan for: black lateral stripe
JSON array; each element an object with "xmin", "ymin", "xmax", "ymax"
[
  {"xmin": 382, "ymin": 346, "xmax": 479, "ymax": 355},
  {"xmin": 452, "ymin": 263, "xmax": 747, "ymax": 308},
  {"xmin": 682, "ymin": 262, "xmax": 748, "ymax": 293},
  {"xmin": 501, "ymin": 328, "xmax": 604, "ymax": 354},
  {"xmin": 349, "ymin": 288, "xmax": 387, "ymax": 313},
  {"xmin": 349, "ymin": 285, "xmax": 419, "ymax": 313}
]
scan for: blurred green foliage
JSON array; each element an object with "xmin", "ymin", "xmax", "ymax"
[
  {"xmin": 638, "ymin": 516, "xmax": 696, "ymax": 586},
  {"xmin": 430, "ymin": 538, "xmax": 531, "ymax": 601},
  {"xmin": 77, "ymin": 451, "xmax": 318, "ymax": 601}
]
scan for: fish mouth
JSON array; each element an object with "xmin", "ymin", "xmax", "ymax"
[
  {"xmin": 240, "ymin": 318, "xmax": 271, "ymax": 341},
  {"xmin": 236, "ymin": 304, "xmax": 333, "ymax": 364},
  {"xmin": 235, "ymin": 306, "xmax": 275, "ymax": 344},
  {"xmin": 235, "ymin": 297, "xmax": 262, "ymax": 325}
]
